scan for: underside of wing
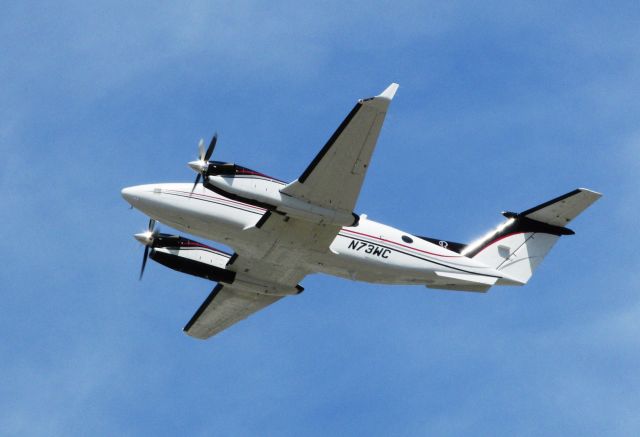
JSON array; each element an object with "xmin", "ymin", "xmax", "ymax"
[
  {"xmin": 237, "ymin": 210, "xmax": 341, "ymax": 280},
  {"xmin": 183, "ymin": 210, "xmax": 340, "ymax": 340},
  {"xmin": 183, "ymin": 283, "xmax": 283, "ymax": 339},
  {"xmin": 281, "ymin": 83, "xmax": 399, "ymax": 214}
]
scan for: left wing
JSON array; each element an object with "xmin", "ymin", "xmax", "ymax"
[
  {"xmin": 184, "ymin": 283, "xmax": 283, "ymax": 339},
  {"xmin": 183, "ymin": 211, "xmax": 339, "ymax": 339},
  {"xmin": 281, "ymin": 83, "xmax": 398, "ymax": 214}
]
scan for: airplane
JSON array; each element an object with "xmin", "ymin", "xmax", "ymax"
[{"xmin": 121, "ymin": 83, "xmax": 602, "ymax": 340}]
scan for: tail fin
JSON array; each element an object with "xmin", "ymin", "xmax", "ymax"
[{"xmin": 463, "ymin": 188, "xmax": 601, "ymax": 285}]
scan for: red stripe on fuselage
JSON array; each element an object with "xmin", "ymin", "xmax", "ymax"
[
  {"xmin": 472, "ymin": 232, "xmax": 528, "ymax": 256},
  {"xmin": 179, "ymin": 239, "xmax": 231, "ymax": 256},
  {"xmin": 341, "ymin": 229, "xmax": 462, "ymax": 258},
  {"xmin": 169, "ymin": 189, "xmax": 267, "ymax": 212}
]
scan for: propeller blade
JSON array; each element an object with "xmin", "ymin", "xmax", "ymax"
[
  {"xmin": 198, "ymin": 138, "xmax": 205, "ymax": 161},
  {"xmin": 139, "ymin": 245, "xmax": 150, "ymax": 280},
  {"xmin": 191, "ymin": 174, "xmax": 201, "ymax": 194},
  {"xmin": 204, "ymin": 133, "xmax": 218, "ymax": 161},
  {"xmin": 189, "ymin": 134, "xmax": 216, "ymax": 197},
  {"xmin": 136, "ymin": 218, "xmax": 159, "ymax": 280}
]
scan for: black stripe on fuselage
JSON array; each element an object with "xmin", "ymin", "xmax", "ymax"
[
  {"xmin": 202, "ymin": 182, "xmax": 276, "ymax": 211},
  {"xmin": 462, "ymin": 215, "xmax": 574, "ymax": 258},
  {"xmin": 417, "ymin": 236, "xmax": 466, "ymax": 254},
  {"xmin": 337, "ymin": 233, "xmax": 501, "ymax": 278},
  {"xmin": 163, "ymin": 190, "xmax": 264, "ymax": 215},
  {"xmin": 298, "ymin": 102, "xmax": 363, "ymax": 183},
  {"xmin": 232, "ymin": 174, "xmax": 286, "ymax": 186}
]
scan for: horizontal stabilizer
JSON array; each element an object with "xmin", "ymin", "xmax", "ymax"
[
  {"xmin": 427, "ymin": 283, "xmax": 492, "ymax": 293},
  {"xmin": 435, "ymin": 271, "xmax": 498, "ymax": 285},
  {"xmin": 469, "ymin": 187, "xmax": 602, "ymax": 285},
  {"xmin": 519, "ymin": 188, "xmax": 602, "ymax": 227},
  {"xmin": 426, "ymin": 271, "xmax": 498, "ymax": 293}
]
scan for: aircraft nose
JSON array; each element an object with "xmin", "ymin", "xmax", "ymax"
[{"xmin": 121, "ymin": 185, "xmax": 142, "ymax": 206}]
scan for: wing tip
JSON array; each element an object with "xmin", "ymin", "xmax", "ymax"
[
  {"xmin": 377, "ymin": 82, "xmax": 399, "ymax": 100},
  {"xmin": 182, "ymin": 328, "xmax": 210, "ymax": 340},
  {"xmin": 577, "ymin": 187, "xmax": 603, "ymax": 199}
]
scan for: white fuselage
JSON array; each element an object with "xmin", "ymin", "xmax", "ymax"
[{"xmin": 123, "ymin": 182, "xmax": 508, "ymax": 286}]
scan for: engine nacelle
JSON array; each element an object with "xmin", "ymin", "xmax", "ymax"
[
  {"xmin": 205, "ymin": 168, "xmax": 357, "ymax": 226},
  {"xmin": 149, "ymin": 234, "xmax": 305, "ymax": 295},
  {"xmin": 149, "ymin": 234, "xmax": 236, "ymax": 283}
]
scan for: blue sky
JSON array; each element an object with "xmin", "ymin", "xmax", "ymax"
[{"xmin": 2, "ymin": 1, "xmax": 639, "ymax": 435}]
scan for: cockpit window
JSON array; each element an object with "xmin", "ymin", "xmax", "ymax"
[{"xmin": 401, "ymin": 235, "xmax": 413, "ymax": 243}]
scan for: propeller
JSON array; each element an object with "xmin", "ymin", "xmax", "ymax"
[
  {"xmin": 189, "ymin": 133, "xmax": 218, "ymax": 193},
  {"xmin": 134, "ymin": 218, "xmax": 159, "ymax": 280}
]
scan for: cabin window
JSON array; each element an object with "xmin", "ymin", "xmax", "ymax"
[{"xmin": 401, "ymin": 235, "xmax": 413, "ymax": 244}]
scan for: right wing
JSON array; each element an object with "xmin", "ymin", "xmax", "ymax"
[
  {"xmin": 184, "ymin": 283, "xmax": 283, "ymax": 339},
  {"xmin": 280, "ymin": 83, "xmax": 398, "ymax": 214}
]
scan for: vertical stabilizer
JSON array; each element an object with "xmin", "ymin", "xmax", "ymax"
[{"xmin": 464, "ymin": 188, "xmax": 601, "ymax": 284}]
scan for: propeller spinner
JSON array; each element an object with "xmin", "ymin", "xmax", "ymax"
[
  {"xmin": 188, "ymin": 133, "xmax": 218, "ymax": 193},
  {"xmin": 134, "ymin": 218, "xmax": 159, "ymax": 280}
]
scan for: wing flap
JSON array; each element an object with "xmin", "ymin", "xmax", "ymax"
[
  {"xmin": 184, "ymin": 283, "xmax": 282, "ymax": 339},
  {"xmin": 281, "ymin": 83, "xmax": 398, "ymax": 213}
]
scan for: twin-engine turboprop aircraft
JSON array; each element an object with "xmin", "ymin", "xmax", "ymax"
[{"xmin": 122, "ymin": 83, "xmax": 601, "ymax": 339}]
